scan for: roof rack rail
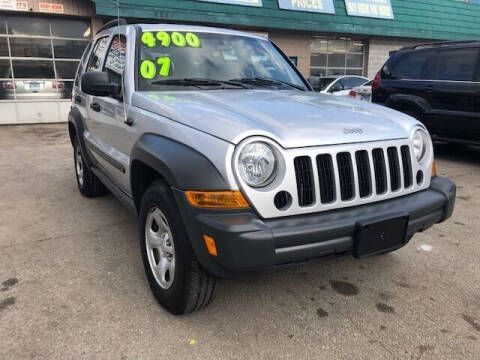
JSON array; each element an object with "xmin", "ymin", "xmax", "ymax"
[
  {"xmin": 398, "ymin": 40, "xmax": 480, "ymax": 51},
  {"xmin": 96, "ymin": 18, "xmax": 128, "ymax": 35}
]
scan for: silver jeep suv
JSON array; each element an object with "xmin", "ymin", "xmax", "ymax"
[{"xmin": 68, "ymin": 20, "xmax": 456, "ymax": 315}]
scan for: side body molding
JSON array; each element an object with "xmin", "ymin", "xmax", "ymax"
[{"xmin": 130, "ymin": 133, "xmax": 230, "ymax": 191}]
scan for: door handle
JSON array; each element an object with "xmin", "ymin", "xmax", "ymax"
[
  {"xmin": 74, "ymin": 95, "xmax": 82, "ymax": 104},
  {"xmin": 425, "ymin": 85, "xmax": 435, "ymax": 92},
  {"xmin": 90, "ymin": 102, "xmax": 101, "ymax": 112}
]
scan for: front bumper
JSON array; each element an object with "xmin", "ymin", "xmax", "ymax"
[{"xmin": 173, "ymin": 176, "xmax": 456, "ymax": 278}]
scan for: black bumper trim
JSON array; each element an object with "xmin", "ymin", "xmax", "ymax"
[{"xmin": 174, "ymin": 176, "xmax": 455, "ymax": 279}]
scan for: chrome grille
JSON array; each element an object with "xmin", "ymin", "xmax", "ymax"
[
  {"xmin": 294, "ymin": 145, "xmax": 414, "ymax": 207},
  {"xmin": 235, "ymin": 138, "xmax": 430, "ymax": 219}
]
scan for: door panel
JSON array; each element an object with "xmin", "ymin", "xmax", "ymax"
[
  {"xmin": 428, "ymin": 48, "xmax": 480, "ymax": 140},
  {"xmin": 388, "ymin": 50, "xmax": 438, "ymax": 129},
  {"xmin": 86, "ymin": 34, "xmax": 135, "ymax": 193}
]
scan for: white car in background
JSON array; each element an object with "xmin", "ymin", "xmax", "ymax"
[
  {"xmin": 349, "ymin": 80, "xmax": 373, "ymax": 102},
  {"xmin": 309, "ymin": 75, "xmax": 369, "ymax": 96}
]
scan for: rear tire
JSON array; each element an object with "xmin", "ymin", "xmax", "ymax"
[
  {"xmin": 139, "ymin": 181, "xmax": 216, "ymax": 315},
  {"xmin": 73, "ymin": 138, "xmax": 107, "ymax": 197}
]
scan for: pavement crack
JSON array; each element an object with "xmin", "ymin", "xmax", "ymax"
[{"xmin": 0, "ymin": 222, "xmax": 135, "ymax": 250}]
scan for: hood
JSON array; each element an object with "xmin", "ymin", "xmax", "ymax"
[{"xmin": 132, "ymin": 90, "xmax": 417, "ymax": 149}]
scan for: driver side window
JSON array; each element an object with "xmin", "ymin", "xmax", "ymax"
[
  {"xmin": 87, "ymin": 37, "xmax": 109, "ymax": 72},
  {"xmin": 103, "ymin": 35, "xmax": 126, "ymax": 89}
]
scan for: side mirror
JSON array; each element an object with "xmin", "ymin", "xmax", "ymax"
[{"xmin": 81, "ymin": 71, "xmax": 121, "ymax": 97}]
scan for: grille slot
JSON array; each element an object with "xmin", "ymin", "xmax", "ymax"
[
  {"xmin": 316, "ymin": 154, "xmax": 335, "ymax": 204},
  {"xmin": 355, "ymin": 150, "xmax": 372, "ymax": 198},
  {"xmin": 336, "ymin": 152, "xmax": 355, "ymax": 201},
  {"xmin": 401, "ymin": 145, "xmax": 413, "ymax": 188},
  {"xmin": 372, "ymin": 148, "xmax": 387, "ymax": 194},
  {"xmin": 387, "ymin": 147, "xmax": 401, "ymax": 191},
  {"xmin": 293, "ymin": 156, "xmax": 314, "ymax": 206}
]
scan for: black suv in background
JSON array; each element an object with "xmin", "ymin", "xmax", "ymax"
[{"xmin": 372, "ymin": 40, "xmax": 480, "ymax": 145}]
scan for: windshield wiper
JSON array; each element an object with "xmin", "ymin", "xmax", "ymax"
[
  {"xmin": 151, "ymin": 78, "xmax": 248, "ymax": 88},
  {"xmin": 229, "ymin": 77, "xmax": 306, "ymax": 91}
]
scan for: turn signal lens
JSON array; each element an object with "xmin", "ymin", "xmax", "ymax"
[
  {"xmin": 203, "ymin": 235, "xmax": 218, "ymax": 256},
  {"xmin": 431, "ymin": 161, "xmax": 437, "ymax": 177},
  {"xmin": 185, "ymin": 190, "xmax": 249, "ymax": 209}
]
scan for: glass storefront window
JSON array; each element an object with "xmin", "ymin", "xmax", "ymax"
[
  {"xmin": 311, "ymin": 53, "xmax": 326, "ymax": 67},
  {"xmin": 10, "ymin": 38, "xmax": 52, "ymax": 58},
  {"xmin": 0, "ymin": 15, "xmax": 90, "ymax": 101},
  {"xmin": 346, "ymin": 54, "xmax": 363, "ymax": 68},
  {"xmin": 55, "ymin": 61, "xmax": 80, "ymax": 79},
  {"xmin": 0, "ymin": 37, "xmax": 8, "ymax": 56},
  {"xmin": 0, "ymin": 16, "xmax": 5, "ymax": 34},
  {"xmin": 12, "ymin": 60, "xmax": 55, "ymax": 79},
  {"xmin": 310, "ymin": 37, "xmax": 366, "ymax": 77},
  {"xmin": 328, "ymin": 53, "xmax": 346, "ymax": 68},
  {"xmin": 53, "ymin": 40, "xmax": 90, "ymax": 59},
  {"xmin": 7, "ymin": 16, "xmax": 50, "ymax": 36},
  {"xmin": 50, "ymin": 19, "xmax": 91, "ymax": 39},
  {"xmin": 0, "ymin": 59, "xmax": 11, "ymax": 78}
]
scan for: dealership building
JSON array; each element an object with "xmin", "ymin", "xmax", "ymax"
[{"xmin": 1, "ymin": 0, "xmax": 479, "ymax": 124}]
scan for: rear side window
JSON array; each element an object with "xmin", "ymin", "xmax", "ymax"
[
  {"xmin": 436, "ymin": 48, "xmax": 479, "ymax": 81},
  {"xmin": 343, "ymin": 77, "xmax": 367, "ymax": 89},
  {"xmin": 391, "ymin": 50, "xmax": 436, "ymax": 80},
  {"xmin": 87, "ymin": 37, "xmax": 109, "ymax": 72}
]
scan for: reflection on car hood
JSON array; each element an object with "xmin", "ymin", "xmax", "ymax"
[{"xmin": 132, "ymin": 90, "xmax": 417, "ymax": 148}]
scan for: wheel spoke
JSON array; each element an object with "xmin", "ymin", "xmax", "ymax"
[
  {"xmin": 146, "ymin": 228, "xmax": 163, "ymax": 247},
  {"xmin": 145, "ymin": 207, "xmax": 176, "ymax": 290},
  {"xmin": 158, "ymin": 257, "xmax": 169, "ymax": 281},
  {"xmin": 153, "ymin": 211, "xmax": 169, "ymax": 233}
]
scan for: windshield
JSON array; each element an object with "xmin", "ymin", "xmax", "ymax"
[
  {"xmin": 137, "ymin": 30, "xmax": 307, "ymax": 91},
  {"xmin": 319, "ymin": 77, "xmax": 336, "ymax": 91}
]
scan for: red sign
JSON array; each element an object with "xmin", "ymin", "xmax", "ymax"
[{"xmin": 39, "ymin": 2, "xmax": 64, "ymax": 14}]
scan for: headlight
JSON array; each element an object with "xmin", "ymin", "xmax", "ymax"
[
  {"xmin": 412, "ymin": 128, "xmax": 429, "ymax": 163},
  {"xmin": 237, "ymin": 142, "xmax": 277, "ymax": 187}
]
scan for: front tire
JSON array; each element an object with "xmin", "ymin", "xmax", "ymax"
[{"xmin": 139, "ymin": 181, "xmax": 216, "ymax": 315}]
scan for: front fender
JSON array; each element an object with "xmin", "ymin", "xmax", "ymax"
[
  {"xmin": 130, "ymin": 133, "xmax": 229, "ymax": 191},
  {"xmin": 68, "ymin": 107, "xmax": 93, "ymax": 165}
]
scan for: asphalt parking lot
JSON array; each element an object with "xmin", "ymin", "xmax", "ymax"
[{"xmin": 0, "ymin": 124, "xmax": 479, "ymax": 359}]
